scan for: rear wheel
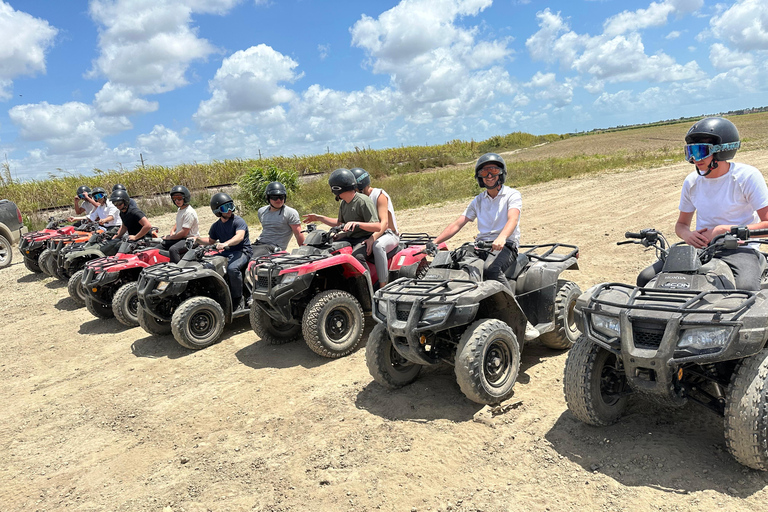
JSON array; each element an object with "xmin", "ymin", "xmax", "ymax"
[
  {"xmin": 563, "ymin": 335, "xmax": 629, "ymax": 426},
  {"xmin": 539, "ymin": 280, "xmax": 582, "ymax": 350},
  {"xmin": 51, "ymin": 257, "xmax": 70, "ymax": 281},
  {"xmin": 725, "ymin": 349, "xmax": 768, "ymax": 470},
  {"xmin": 67, "ymin": 269, "xmax": 87, "ymax": 306},
  {"xmin": 455, "ymin": 319, "xmax": 520, "ymax": 405},
  {"xmin": 302, "ymin": 290, "xmax": 364, "ymax": 358},
  {"xmin": 250, "ymin": 305, "xmax": 300, "ymax": 345},
  {"xmin": 85, "ymin": 295, "xmax": 115, "ymax": 319},
  {"xmin": 365, "ymin": 323, "xmax": 421, "ymax": 388},
  {"xmin": 24, "ymin": 255, "xmax": 42, "ymax": 273},
  {"xmin": 113, "ymin": 282, "xmax": 140, "ymax": 327},
  {"xmin": 137, "ymin": 304, "xmax": 172, "ymax": 335},
  {"xmin": 0, "ymin": 235, "xmax": 12, "ymax": 269},
  {"xmin": 171, "ymin": 296, "xmax": 225, "ymax": 350},
  {"xmin": 38, "ymin": 248, "xmax": 55, "ymax": 276}
]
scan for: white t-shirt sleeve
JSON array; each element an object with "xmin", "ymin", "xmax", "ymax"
[
  {"xmin": 462, "ymin": 196, "xmax": 479, "ymax": 221},
  {"xmin": 505, "ymin": 189, "xmax": 522, "ymax": 212},
  {"xmin": 741, "ymin": 166, "xmax": 768, "ymax": 211}
]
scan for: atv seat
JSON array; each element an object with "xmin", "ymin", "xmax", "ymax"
[
  {"xmin": 158, "ymin": 250, "xmax": 171, "ymax": 259},
  {"xmin": 505, "ymin": 253, "xmax": 530, "ymax": 280}
]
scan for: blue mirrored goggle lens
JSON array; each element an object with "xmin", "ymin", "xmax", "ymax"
[
  {"xmin": 78, "ymin": 194, "xmax": 85, "ymax": 199},
  {"xmin": 685, "ymin": 144, "xmax": 713, "ymax": 162},
  {"xmin": 218, "ymin": 202, "xmax": 235, "ymax": 213},
  {"xmin": 93, "ymin": 193, "xmax": 105, "ymax": 200}
]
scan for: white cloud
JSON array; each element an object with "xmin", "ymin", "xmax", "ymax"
[
  {"xmin": 94, "ymin": 82, "xmax": 159, "ymax": 116},
  {"xmin": 318, "ymin": 44, "xmax": 330, "ymax": 60},
  {"xmin": 666, "ymin": 30, "xmax": 682, "ymax": 39},
  {"xmin": 0, "ymin": 1, "xmax": 58, "ymax": 100},
  {"xmin": 87, "ymin": 0, "xmax": 239, "ymax": 94},
  {"xmin": 603, "ymin": 0, "xmax": 702, "ymax": 36},
  {"xmin": 709, "ymin": 43, "xmax": 754, "ymax": 70},
  {"xmin": 710, "ymin": 0, "xmax": 768, "ymax": 51},
  {"xmin": 525, "ymin": 72, "xmax": 573, "ymax": 108}
]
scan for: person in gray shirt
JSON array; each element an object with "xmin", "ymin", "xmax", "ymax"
[{"xmin": 252, "ymin": 181, "xmax": 304, "ymax": 258}]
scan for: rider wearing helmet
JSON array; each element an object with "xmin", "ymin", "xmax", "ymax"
[
  {"xmin": 68, "ymin": 187, "xmax": 121, "ymax": 228},
  {"xmin": 112, "ymin": 184, "xmax": 138, "ymax": 209},
  {"xmin": 194, "ymin": 192, "xmax": 252, "ymax": 309},
  {"xmin": 303, "ymin": 168, "xmax": 381, "ymax": 270},
  {"xmin": 251, "ymin": 181, "xmax": 304, "ymax": 259},
  {"xmin": 110, "ymin": 188, "xmax": 152, "ymax": 241},
  {"xmin": 350, "ymin": 167, "xmax": 400, "ymax": 289},
  {"xmin": 71, "ymin": 185, "xmax": 99, "ymax": 222},
  {"xmin": 637, "ymin": 117, "xmax": 768, "ymax": 290},
  {"xmin": 161, "ymin": 185, "xmax": 199, "ymax": 263}
]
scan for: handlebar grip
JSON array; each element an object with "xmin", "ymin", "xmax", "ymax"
[
  {"xmin": 625, "ymin": 231, "xmax": 642, "ymax": 239},
  {"xmin": 748, "ymin": 227, "xmax": 768, "ymax": 237}
]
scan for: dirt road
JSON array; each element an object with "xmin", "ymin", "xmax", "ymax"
[{"xmin": 3, "ymin": 152, "xmax": 768, "ymax": 512}]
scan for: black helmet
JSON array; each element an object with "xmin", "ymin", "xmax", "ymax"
[
  {"xmin": 77, "ymin": 185, "xmax": 92, "ymax": 197},
  {"xmin": 170, "ymin": 185, "xmax": 191, "ymax": 205},
  {"xmin": 210, "ymin": 192, "xmax": 235, "ymax": 217},
  {"xmin": 264, "ymin": 181, "xmax": 287, "ymax": 202},
  {"xmin": 328, "ymin": 168, "xmax": 357, "ymax": 196},
  {"xmin": 112, "ymin": 184, "xmax": 127, "ymax": 192},
  {"xmin": 91, "ymin": 187, "xmax": 107, "ymax": 201},
  {"xmin": 474, "ymin": 153, "xmax": 507, "ymax": 188},
  {"xmin": 110, "ymin": 189, "xmax": 131, "ymax": 206},
  {"xmin": 350, "ymin": 167, "xmax": 371, "ymax": 192},
  {"xmin": 685, "ymin": 117, "xmax": 740, "ymax": 161}
]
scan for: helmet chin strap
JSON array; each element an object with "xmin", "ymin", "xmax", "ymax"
[{"xmin": 697, "ymin": 159, "xmax": 718, "ymax": 177}]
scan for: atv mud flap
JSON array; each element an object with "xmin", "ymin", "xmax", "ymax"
[
  {"xmin": 381, "ymin": 298, "xmax": 478, "ymax": 365},
  {"xmin": 251, "ymin": 273, "xmax": 313, "ymax": 325}
]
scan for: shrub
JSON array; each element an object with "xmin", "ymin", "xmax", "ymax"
[{"xmin": 238, "ymin": 164, "xmax": 299, "ymax": 213}]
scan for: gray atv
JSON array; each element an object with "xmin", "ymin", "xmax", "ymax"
[
  {"xmin": 563, "ymin": 227, "xmax": 768, "ymax": 470},
  {"xmin": 366, "ymin": 240, "xmax": 581, "ymax": 405}
]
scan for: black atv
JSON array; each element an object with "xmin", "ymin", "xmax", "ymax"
[
  {"xmin": 62, "ymin": 229, "xmax": 121, "ymax": 305},
  {"xmin": 563, "ymin": 227, "xmax": 768, "ymax": 470},
  {"xmin": 366, "ymin": 240, "xmax": 581, "ymax": 405},
  {"xmin": 249, "ymin": 224, "xmax": 436, "ymax": 357},
  {"xmin": 136, "ymin": 240, "xmax": 253, "ymax": 349}
]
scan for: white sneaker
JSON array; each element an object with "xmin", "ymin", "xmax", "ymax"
[{"xmin": 524, "ymin": 322, "xmax": 540, "ymax": 341}]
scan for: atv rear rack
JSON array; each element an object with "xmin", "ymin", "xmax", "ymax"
[
  {"xmin": 398, "ymin": 232, "xmax": 435, "ymax": 247},
  {"xmin": 519, "ymin": 243, "xmax": 579, "ymax": 262},
  {"xmin": 588, "ymin": 282, "xmax": 757, "ymax": 318}
]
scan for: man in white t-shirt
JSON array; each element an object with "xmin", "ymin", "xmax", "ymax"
[
  {"xmin": 637, "ymin": 117, "xmax": 768, "ymax": 290},
  {"xmin": 68, "ymin": 185, "xmax": 99, "ymax": 225},
  {"xmin": 161, "ymin": 185, "xmax": 199, "ymax": 263}
]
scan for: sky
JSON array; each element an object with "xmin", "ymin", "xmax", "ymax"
[{"xmin": 0, "ymin": 0, "xmax": 767, "ymax": 181}]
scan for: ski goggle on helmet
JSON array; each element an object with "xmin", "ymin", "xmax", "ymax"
[
  {"xmin": 93, "ymin": 192, "xmax": 106, "ymax": 200},
  {"xmin": 217, "ymin": 201, "xmax": 236, "ymax": 214},
  {"xmin": 685, "ymin": 142, "xmax": 741, "ymax": 163}
]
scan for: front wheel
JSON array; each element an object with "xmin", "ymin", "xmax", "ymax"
[
  {"xmin": 539, "ymin": 280, "xmax": 582, "ymax": 350},
  {"xmin": 250, "ymin": 305, "xmax": 300, "ymax": 345},
  {"xmin": 113, "ymin": 282, "xmax": 140, "ymax": 327},
  {"xmin": 365, "ymin": 323, "xmax": 422, "ymax": 388},
  {"xmin": 563, "ymin": 335, "xmax": 629, "ymax": 426},
  {"xmin": 725, "ymin": 349, "xmax": 768, "ymax": 470},
  {"xmin": 85, "ymin": 295, "xmax": 115, "ymax": 319},
  {"xmin": 0, "ymin": 235, "xmax": 12, "ymax": 269},
  {"xmin": 455, "ymin": 319, "xmax": 521, "ymax": 405},
  {"xmin": 38, "ymin": 248, "xmax": 55, "ymax": 276},
  {"xmin": 171, "ymin": 296, "xmax": 225, "ymax": 350},
  {"xmin": 137, "ymin": 304, "xmax": 172, "ymax": 335},
  {"xmin": 67, "ymin": 269, "xmax": 87, "ymax": 306},
  {"xmin": 302, "ymin": 289, "xmax": 364, "ymax": 358},
  {"xmin": 24, "ymin": 255, "xmax": 42, "ymax": 273}
]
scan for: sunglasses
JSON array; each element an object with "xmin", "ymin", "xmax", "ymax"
[
  {"xmin": 218, "ymin": 202, "xmax": 236, "ymax": 214},
  {"xmin": 93, "ymin": 193, "xmax": 105, "ymax": 200},
  {"xmin": 685, "ymin": 142, "xmax": 740, "ymax": 162},
  {"xmin": 268, "ymin": 195, "xmax": 286, "ymax": 202},
  {"xmin": 171, "ymin": 195, "xmax": 185, "ymax": 202},
  {"xmin": 113, "ymin": 200, "xmax": 127, "ymax": 207},
  {"xmin": 477, "ymin": 166, "xmax": 502, "ymax": 178}
]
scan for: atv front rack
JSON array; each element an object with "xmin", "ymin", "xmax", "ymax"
[
  {"xmin": 588, "ymin": 282, "xmax": 757, "ymax": 319},
  {"xmin": 141, "ymin": 263, "xmax": 198, "ymax": 280},
  {"xmin": 379, "ymin": 277, "xmax": 479, "ymax": 300},
  {"xmin": 519, "ymin": 243, "xmax": 579, "ymax": 262}
]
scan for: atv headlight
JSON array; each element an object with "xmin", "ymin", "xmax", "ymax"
[
  {"xmin": 280, "ymin": 271, "xmax": 298, "ymax": 286},
  {"xmin": 156, "ymin": 281, "xmax": 170, "ymax": 292},
  {"xmin": 376, "ymin": 300, "xmax": 388, "ymax": 317},
  {"xmin": 422, "ymin": 304, "xmax": 451, "ymax": 323},
  {"xmin": 678, "ymin": 327, "xmax": 730, "ymax": 351},
  {"xmin": 592, "ymin": 314, "xmax": 620, "ymax": 337}
]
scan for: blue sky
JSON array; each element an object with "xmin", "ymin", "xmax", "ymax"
[{"xmin": 1, "ymin": 0, "xmax": 767, "ymax": 181}]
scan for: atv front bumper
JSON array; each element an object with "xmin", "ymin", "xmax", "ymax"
[
  {"xmin": 250, "ymin": 273, "xmax": 313, "ymax": 324},
  {"xmin": 136, "ymin": 271, "xmax": 190, "ymax": 322},
  {"xmin": 83, "ymin": 268, "xmax": 121, "ymax": 304}
]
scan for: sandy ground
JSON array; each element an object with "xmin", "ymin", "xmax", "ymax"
[{"xmin": 4, "ymin": 151, "xmax": 768, "ymax": 512}]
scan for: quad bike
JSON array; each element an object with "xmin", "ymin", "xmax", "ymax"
[
  {"xmin": 563, "ymin": 227, "xmax": 768, "ymax": 470},
  {"xmin": 136, "ymin": 240, "xmax": 255, "ymax": 349},
  {"xmin": 366, "ymin": 240, "xmax": 581, "ymax": 405},
  {"xmin": 81, "ymin": 234, "xmax": 170, "ymax": 327},
  {"xmin": 19, "ymin": 218, "xmax": 76, "ymax": 273},
  {"xmin": 58, "ymin": 229, "xmax": 121, "ymax": 296},
  {"xmin": 249, "ymin": 225, "xmax": 441, "ymax": 357},
  {"xmin": 39, "ymin": 221, "xmax": 106, "ymax": 280}
]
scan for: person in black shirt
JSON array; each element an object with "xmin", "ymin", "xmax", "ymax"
[{"xmin": 194, "ymin": 192, "xmax": 252, "ymax": 309}]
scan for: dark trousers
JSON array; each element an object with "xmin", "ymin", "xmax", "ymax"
[
  {"xmin": 468, "ymin": 242, "xmax": 518, "ymax": 290},
  {"xmin": 161, "ymin": 238, "xmax": 188, "ymax": 263},
  {"xmin": 225, "ymin": 250, "xmax": 250, "ymax": 302},
  {"xmin": 637, "ymin": 247, "xmax": 764, "ymax": 290}
]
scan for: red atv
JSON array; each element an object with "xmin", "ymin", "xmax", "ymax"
[
  {"xmin": 19, "ymin": 218, "xmax": 76, "ymax": 273},
  {"xmin": 80, "ymin": 236, "xmax": 170, "ymax": 327},
  {"xmin": 249, "ymin": 225, "xmax": 444, "ymax": 357}
]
